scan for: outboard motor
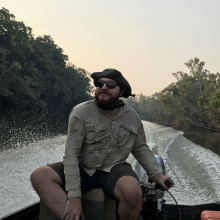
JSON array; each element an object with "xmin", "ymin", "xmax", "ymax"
[{"xmin": 133, "ymin": 155, "xmax": 167, "ymax": 219}]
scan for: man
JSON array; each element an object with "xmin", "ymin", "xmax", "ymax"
[{"xmin": 31, "ymin": 68, "xmax": 174, "ymax": 220}]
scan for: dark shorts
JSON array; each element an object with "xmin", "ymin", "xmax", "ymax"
[{"xmin": 48, "ymin": 162, "xmax": 139, "ymax": 201}]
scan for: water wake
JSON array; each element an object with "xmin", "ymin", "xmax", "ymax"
[
  {"xmin": 1, "ymin": 121, "xmax": 220, "ymax": 218},
  {"xmin": 142, "ymin": 121, "xmax": 220, "ymax": 205}
]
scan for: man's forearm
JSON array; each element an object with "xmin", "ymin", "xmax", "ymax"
[{"xmin": 132, "ymin": 145, "xmax": 163, "ymax": 183}]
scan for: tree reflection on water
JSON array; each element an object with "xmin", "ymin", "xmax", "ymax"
[
  {"xmin": 172, "ymin": 124, "xmax": 220, "ymax": 156},
  {"xmin": 184, "ymin": 130, "xmax": 220, "ymax": 156}
]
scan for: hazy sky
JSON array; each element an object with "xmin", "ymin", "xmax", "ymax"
[{"xmin": 1, "ymin": 0, "xmax": 220, "ymax": 96}]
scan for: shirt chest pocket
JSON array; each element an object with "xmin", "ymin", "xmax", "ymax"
[
  {"xmin": 119, "ymin": 124, "xmax": 137, "ymax": 148},
  {"xmin": 85, "ymin": 123, "xmax": 108, "ymax": 144}
]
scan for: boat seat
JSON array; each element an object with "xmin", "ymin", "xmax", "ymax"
[{"xmin": 39, "ymin": 188, "xmax": 117, "ymax": 220}]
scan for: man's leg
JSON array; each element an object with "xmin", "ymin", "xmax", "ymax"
[
  {"xmin": 30, "ymin": 165, "xmax": 67, "ymax": 219},
  {"xmin": 114, "ymin": 176, "xmax": 142, "ymax": 220}
]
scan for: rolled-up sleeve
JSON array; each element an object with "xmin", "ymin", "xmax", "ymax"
[
  {"xmin": 131, "ymin": 120, "xmax": 163, "ymax": 183},
  {"xmin": 63, "ymin": 111, "xmax": 85, "ymax": 198}
]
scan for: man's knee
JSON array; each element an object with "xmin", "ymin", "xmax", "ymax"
[
  {"xmin": 114, "ymin": 176, "xmax": 142, "ymax": 206},
  {"xmin": 30, "ymin": 166, "xmax": 63, "ymax": 190}
]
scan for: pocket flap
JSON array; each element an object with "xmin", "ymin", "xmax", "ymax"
[
  {"xmin": 85, "ymin": 123, "xmax": 96, "ymax": 131},
  {"xmin": 120, "ymin": 124, "xmax": 137, "ymax": 134},
  {"xmin": 86, "ymin": 123, "xmax": 107, "ymax": 132},
  {"xmin": 97, "ymin": 123, "xmax": 108, "ymax": 131}
]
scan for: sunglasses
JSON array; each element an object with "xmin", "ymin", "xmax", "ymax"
[{"xmin": 95, "ymin": 80, "xmax": 118, "ymax": 89}]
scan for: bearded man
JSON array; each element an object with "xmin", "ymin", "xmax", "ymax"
[{"xmin": 31, "ymin": 69, "xmax": 174, "ymax": 220}]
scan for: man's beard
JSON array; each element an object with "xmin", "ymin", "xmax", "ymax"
[{"xmin": 95, "ymin": 90, "xmax": 121, "ymax": 110}]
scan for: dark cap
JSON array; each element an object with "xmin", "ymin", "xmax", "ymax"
[{"xmin": 91, "ymin": 68, "xmax": 135, "ymax": 98}]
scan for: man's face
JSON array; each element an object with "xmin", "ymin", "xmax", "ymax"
[{"xmin": 94, "ymin": 78, "xmax": 124, "ymax": 110}]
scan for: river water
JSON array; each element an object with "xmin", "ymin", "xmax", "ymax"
[{"xmin": 0, "ymin": 120, "xmax": 220, "ymax": 218}]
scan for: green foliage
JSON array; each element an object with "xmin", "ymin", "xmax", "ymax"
[
  {"xmin": 125, "ymin": 58, "xmax": 220, "ymax": 130},
  {"xmin": 0, "ymin": 7, "xmax": 93, "ymax": 112},
  {"xmin": 122, "ymin": 96, "xmax": 141, "ymax": 115}
]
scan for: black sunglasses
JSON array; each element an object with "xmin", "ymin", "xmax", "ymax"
[{"xmin": 95, "ymin": 80, "xmax": 118, "ymax": 89}]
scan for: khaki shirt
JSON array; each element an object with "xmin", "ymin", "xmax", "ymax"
[{"xmin": 63, "ymin": 100, "xmax": 163, "ymax": 198}]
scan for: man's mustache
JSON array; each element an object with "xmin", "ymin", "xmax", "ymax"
[{"xmin": 98, "ymin": 91, "xmax": 111, "ymax": 96}]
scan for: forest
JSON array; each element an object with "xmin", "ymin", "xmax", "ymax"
[
  {"xmin": 1, "ymin": 7, "xmax": 220, "ymax": 131},
  {"xmin": 0, "ymin": 8, "xmax": 93, "ymax": 113},
  {"xmin": 124, "ymin": 58, "xmax": 220, "ymax": 131}
]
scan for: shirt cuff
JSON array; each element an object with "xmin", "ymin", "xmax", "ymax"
[
  {"xmin": 67, "ymin": 190, "xmax": 82, "ymax": 198},
  {"xmin": 150, "ymin": 173, "xmax": 163, "ymax": 183}
]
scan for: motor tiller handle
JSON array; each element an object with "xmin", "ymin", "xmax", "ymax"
[{"xmin": 164, "ymin": 180, "xmax": 171, "ymax": 188}]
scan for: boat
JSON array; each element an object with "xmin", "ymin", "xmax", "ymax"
[
  {"xmin": 1, "ymin": 156, "xmax": 220, "ymax": 220},
  {"xmin": 1, "ymin": 200, "xmax": 219, "ymax": 220},
  {"xmin": 135, "ymin": 156, "xmax": 220, "ymax": 220},
  {"xmin": 0, "ymin": 202, "xmax": 40, "ymax": 220}
]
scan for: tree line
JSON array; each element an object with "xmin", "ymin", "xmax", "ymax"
[
  {"xmin": 1, "ymin": 8, "xmax": 220, "ymax": 131},
  {"xmin": 0, "ymin": 7, "xmax": 93, "ymax": 114},
  {"xmin": 123, "ymin": 58, "xmax": 220, "ymax": 131}
]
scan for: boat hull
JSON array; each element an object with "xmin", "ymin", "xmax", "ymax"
[{"xmin": 1, "ymin": 201, "xmax": 220, "ymax": 220}]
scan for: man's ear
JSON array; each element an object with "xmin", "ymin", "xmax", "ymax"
[{"xmin": 120, "ymin": 89, "xmax": 124, "ymax": 97}]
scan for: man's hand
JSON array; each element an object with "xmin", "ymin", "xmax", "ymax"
[
  {"xmin": 63, "ymin": 197, "xmax": 84, "ymax": 220},
  {"xmin": 157, "ymin": 175, "xmax": 174, "ymax": 190}
]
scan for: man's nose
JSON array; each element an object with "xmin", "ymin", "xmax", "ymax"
[{"xmin": 102, "ymin": 83, "xmax": 108, "ymax": 89}]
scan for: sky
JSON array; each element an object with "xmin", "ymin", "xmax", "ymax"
[{"xmin": 1, "ymin": 0, "xmax": 220, "ymax": 96}]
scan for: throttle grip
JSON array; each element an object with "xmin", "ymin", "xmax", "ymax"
[{"xmin": 164, "ymin": 180, "xmax": 171, "ymax": 188}]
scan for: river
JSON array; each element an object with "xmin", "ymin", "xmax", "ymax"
[{"xmin": 0, "ymin": 118, "xmax": 220, "ymax": 218}]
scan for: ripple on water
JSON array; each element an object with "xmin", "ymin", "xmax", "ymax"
[
  {"xmin": 0, "ymin": 135, "xmax": 66, "ymax": 218},
  {"xmin": 1, "ymin": 121, "xmax": 220, "ymax": 218}
]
